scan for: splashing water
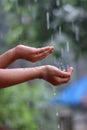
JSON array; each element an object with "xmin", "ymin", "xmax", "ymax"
[
  {"xmin": 60, "ymin": 48, "xmax": 64, "ymax": 59},
  {"xmin": 66, "ymin": 41, "xmax": 71, "ymax": 70},
  {"xmin": 59, "ymin": 41, "xmax": 71, "ymax": 71},
  {"xmin": 58, "ymin": 48, "xmax": 67, "ymax": 71},
  {"xmin": 46, "ymin": 11, "xmax": 50, "ymax": 29},
  {"xmin": 58, "ymin": 59, "xmax": 63, "ymax": 70}
]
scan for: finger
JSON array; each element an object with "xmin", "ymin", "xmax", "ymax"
[
  {"xmin": 53, "ymin": 68, "xmax": 71, "ymax": 78},
  {"xmin": 53, "ymin": 77, "xmax": 70, "ymax": 86},
  {"xmin": 33, "ymin": 50, "xmax": 52, "ymax": 61},
  {"xmin": 36, "ymin": 46, "xmax": 54, "ymax": 54},
  {"xmin": 68, "ymin": 67, "xmax": 73, "ymax": 74},
  {"xmin": 58, "ymin": 77, "xmax": 70, "ymax": 84},
  {"xmin": 55, "ymin": 67, "xmax": 73, "ymax": 78}
]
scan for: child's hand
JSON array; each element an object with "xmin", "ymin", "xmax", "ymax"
[
  {"xmin": 15, "ymin": 45, "xmax": 54, "ymax": 62},
  {"xmin": 40, "ymin": 65, "xmax": 73, "ymax": 86}
]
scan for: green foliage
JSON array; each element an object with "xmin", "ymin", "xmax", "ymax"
[
  {"xmin": 0, "ymin": 82, "xmax": 57, "ymax": 130},
  {"xmin": 2, "ymin": 0, "xmax": 38, "ymax": 47},
  {"xmin": 0, "ymin": 83, "xmax": 38, "ymax": 129},
  {"xmin": 6, "ymin": 26, "xmax": 23, "ymax": 44}
]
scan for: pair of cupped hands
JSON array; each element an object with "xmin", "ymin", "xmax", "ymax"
[{"xmin": 16, "ymin": 45, "xmax": 73, "ymax": 86}]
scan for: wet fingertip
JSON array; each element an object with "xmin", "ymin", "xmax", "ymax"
[
  {"xmin": 49, "ymin": 46, "xmax": 54, "ymax": 49},
  {"xmin": 49, "ymin": 48, "xmax": 54, "ymax": 53},
  {"xmin": 70, "ymin": 67, "xmax": 73, "ymax": 69},
  {"xmin": 68, "ymin": 67, "xmax": 74, "ymax": 72},
  {"xmin": 70, "ymin": 67, "xmax": 74, "ymax": 72},
  {"xmin": 67, "ymin": 73, "xmax": 71, "ymax": 77}
]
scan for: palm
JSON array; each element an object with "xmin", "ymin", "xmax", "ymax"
[
  {"xmin": 42, "ymin": 65, "xmax": 73, "ymax": 86},
  {"xmin": 16, "ymin": 45, "xmax": 54, "ymax": 62}
]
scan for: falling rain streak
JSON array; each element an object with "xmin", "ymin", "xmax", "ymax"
[
  {"xmin": 46, "ymin": 11, "xmax": 50, "ymax": 30},
  {"xmin": 34, "ymin": 0, "xmax": 38, "ymax": 2},
  {"xmin": 75, "ymin": 26, "xmax": 79, "ymax": 42},
  {"xmin": 57, "ymin": 124, "xmax": 60, "ymax": 129},
  {"xmin": 56, "ymin": 0, "xmax": 60, "ymax": 6},
  {"xmin": 53, "ymin": 87, "xmax": 56, "ymax": 96},
  {"xmin": 59, "ymin": 26, "xmax": 62, "ymax": 35},
  {"xmin": 51, "ymin": 35, "xmax": 54, "ymax": 44},
  {"xmin": 56, "ymin": 112, "xmax": 59, "ymax": 116},
  {"xmin": 66, "ymin": 41, "xmax": 70, "ymax": 52},
  {"xmin": 72, "ymin": 21, "xmax": 79, "ymax": 42}
]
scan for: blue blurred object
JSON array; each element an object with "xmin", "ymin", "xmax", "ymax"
[{"xmin": 51, "ymin": 76, "xmax": 87, "ymax": 106}]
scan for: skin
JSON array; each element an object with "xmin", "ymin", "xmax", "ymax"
[{"xmin": 0, "ymin": 45, "xmax": 73, "ymax": 88}]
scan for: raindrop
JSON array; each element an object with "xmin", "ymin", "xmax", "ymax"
[
  {"xmin": 61, "ymin": 48, "xmax": 64, "ymax": 58},
  {"xmin": 75, "ymin": 26, "xmax": 79, "ymax": 42},
  {"xmin": 57, "ymin": 124, "xmax": 60, "ymax": 129},
  {"xmin": 56, "ymin": 112, "xmax": 59, "ymax": 117},
  {"xmin": 60, "ymin": 49, "xmax": 66, "ymax": 71},
  {"xmin": 56, "ymin": 0, "xmax": 60, "ymax": 6},
  {"xmin": 58, "ymin": 60, "xmax": 66, "ymax": 71},
  {"xmin": 46, "ymin": 11, "xmax": 50, "ymax": 30},
  {"xmin": 34, "ymin": 0, "xmax": 38, "ymax": 3},
  {"xmin": 66, "ymin": 41, "xmax": 71, "ymax": 70},
  {"xmin": 59, "ymin": 26, "xmax": 62, "ymax": 35},
  {"xmin": 58, "ymin": 48, "xmax": 69, "ymax": 72},
  {"xmin": 59, "ymin": 61, "xmax": 64, "ymax": 70},
  {"xmin": 53, "ymin": 87, "xmax": 56, "ymax": 96},
  {"xmin": 50, "ymin": 35, "xmax": 55, "ymax": 46},
  {"xmin": 66, "ymin": 41, "xmax": 70, "ymax": 52},
  {"xmin": 53, "ymin": 92, "xmax": 56, "ymax": 96},
  {"xmin": 72, "ymin": 22, "xmax": 79, "ymax": 42}
]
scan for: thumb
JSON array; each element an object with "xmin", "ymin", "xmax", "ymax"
[{"xmin": 68, "ymin": 67, "xmax": 73, "ymax": 74}]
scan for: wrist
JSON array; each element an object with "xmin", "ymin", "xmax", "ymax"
[
  {"xmin": 37, "ymin": 66, "xmax": 47, "ymax": 79},
  {"xmin": 14, "ymin": 45, "xmax": 23, "ymax": 59}
]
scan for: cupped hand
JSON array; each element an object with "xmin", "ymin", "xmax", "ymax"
[
  {"xmin": 41, "ymin": 65, "xmax": 73, "ymax": 86},
  {"xmin": 15, "ymin": 45, "xmax": 54, "ymax": 62}
]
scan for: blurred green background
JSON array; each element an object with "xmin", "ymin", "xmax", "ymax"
[{"xmin": 0, "ymin": 0, "xmax": 87, "ymax": 130}]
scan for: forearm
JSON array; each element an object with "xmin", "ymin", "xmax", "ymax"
[
  {"xmin": 0, "ymin": 47, "xmax": 17, "ymax": 68},
  {"xmin": 0, "ymin": 45, "xmax": 54, "ymax": 68},
  {"xmin": 0, "ymin": 67, "xmax": 43, "ymax": 88}
]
